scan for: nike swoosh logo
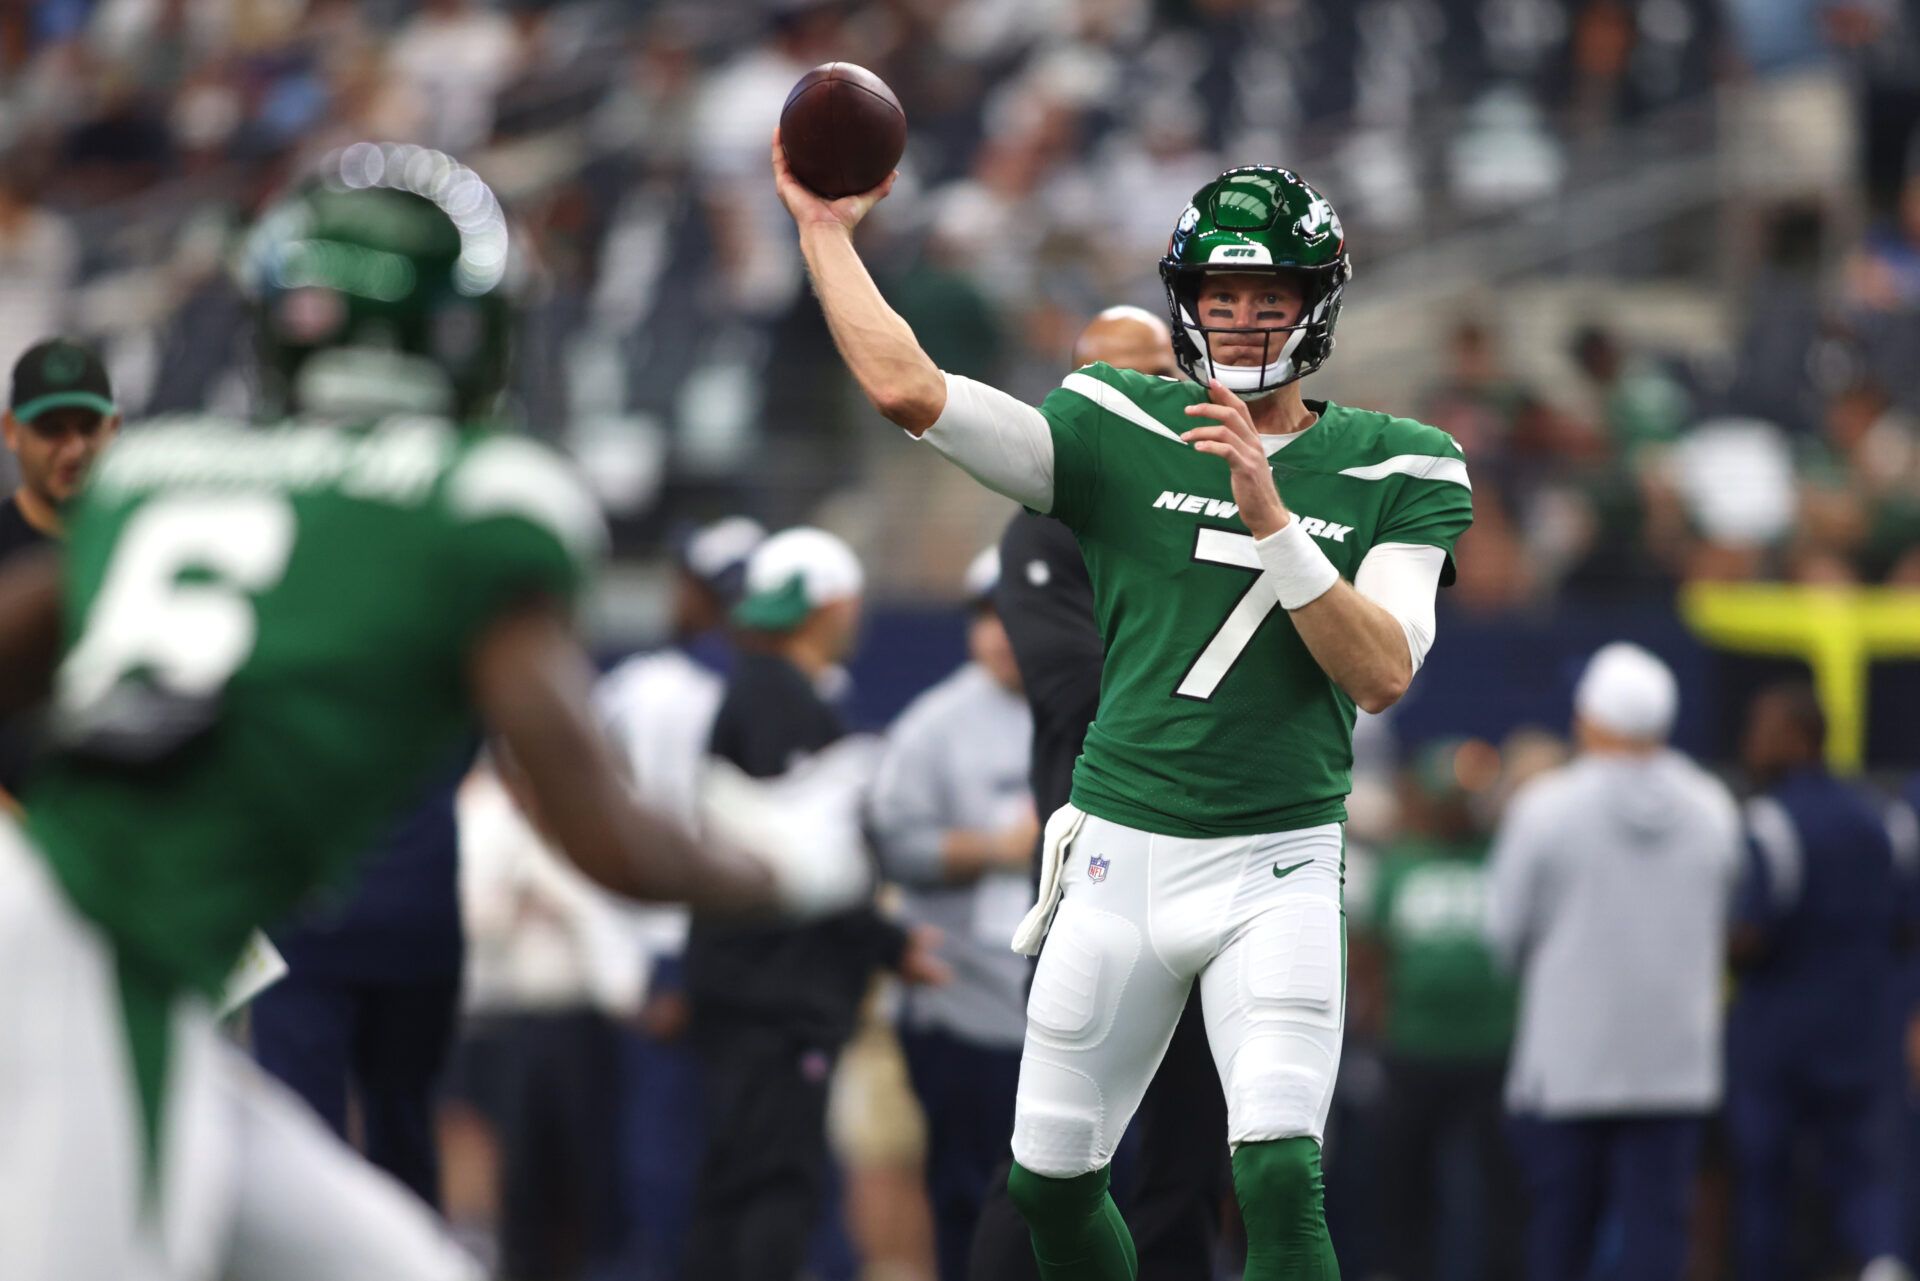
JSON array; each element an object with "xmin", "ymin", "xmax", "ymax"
[{"xmin": 1272, "ymin": 859, "xmax": 1312, "ymax": 880}]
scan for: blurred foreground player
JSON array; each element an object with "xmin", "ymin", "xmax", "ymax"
[
  {"xmin": 0, "ymin": 337, "xmax": 118, "ymax": 803},
  {"xmin": 1727, "ymin": 682, "xmax": 1914, "ymax": 1281},
  {"xmin": 972, "ymin": 307, "xmax": 1228, "ymax": 1281},
  {"xmin": 0, "ymin": 144, "xmax": 843, "ymax": 1281},
  {"xmin": 779, "ymin": 141, "xmax": 1474, "ymax": 1280}
]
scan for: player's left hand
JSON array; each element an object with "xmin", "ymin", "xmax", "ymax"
[{"xmin": 1181, "ymin": 379, "xmax": 1290, "ymax": 539}]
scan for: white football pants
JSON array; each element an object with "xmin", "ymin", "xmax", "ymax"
[
  {"xmin": 0, "ymin": 817, "xmax": 480, "ymax": 1281},
  {"xmin": 1011, "ymin": 812, "xmax": 1345, "ymax": 1179}
]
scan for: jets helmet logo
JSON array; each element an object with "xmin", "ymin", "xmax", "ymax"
[{"xmin": 1297, "ymin": 195, "xmax": 1342, "ymax": 248}]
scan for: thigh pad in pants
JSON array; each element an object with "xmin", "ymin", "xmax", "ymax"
[
  {"xmin": 1012, "ymin": 895, "xmax": 1187, "ymax": 1179},
  {"xmin": 1203, "ymin": 892, "xmax": 1344, "ymax": 1147}
]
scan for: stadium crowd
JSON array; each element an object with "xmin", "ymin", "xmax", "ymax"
[
  {"xmin": 2, "ymin": 1, "xmax": 1920, "ymax": 1280},
  {"xmin": 0, "ymin": 0, "xmax": 1917, "ymax": 598}
]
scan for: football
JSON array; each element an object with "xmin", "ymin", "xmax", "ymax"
[{"xmin": 779, "ymin": 63, "xmax": 906, "ymax": 200}]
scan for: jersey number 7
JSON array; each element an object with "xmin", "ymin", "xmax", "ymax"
[{"xmin": 1174, "ymin": 528, "xmax": 1285, "ymax": 701}]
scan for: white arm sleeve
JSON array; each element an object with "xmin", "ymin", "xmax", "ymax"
[
  {"xmin": 916, "ymin": 372, "xmax": 1055, "ymax": 512},
  {"xmin": 1353, "ymin": 542, "xmax": 1447, "ymax": 675}
]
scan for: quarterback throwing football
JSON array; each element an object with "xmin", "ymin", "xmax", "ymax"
[{"xmin": 774, "ymin": 136, "xmax": 1471, "ymax": 1280}]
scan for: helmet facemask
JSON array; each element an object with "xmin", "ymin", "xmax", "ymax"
[{"xmin": 1160, "ymin": 261, "xmax": 1349, "ymax": 399}]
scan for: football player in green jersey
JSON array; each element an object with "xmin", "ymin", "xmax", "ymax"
[
  {"xmin": 775, "ymin": 137, "xmax": 1473, "ymax": 1280},
  {"xmin": 0, "ymin": 144, "xmax": 855, "ymax": 1281}
]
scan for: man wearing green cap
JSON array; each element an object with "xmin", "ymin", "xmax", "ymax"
[
  {"xmin": 0, "ymin": 337, "xmax": 118, "ymax": 806},
  {"xmin": 683, "ymin": 524, "xmax": 949, "ymax": 1281},
  {"xmin": 0, "ymin": 336, "xmax": 119, "ymax": 557},
  {"xmin": 777, "ymin": 134, "xmax": 1473, "ymax": 1279}
]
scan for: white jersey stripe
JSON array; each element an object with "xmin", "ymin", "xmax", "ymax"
[
  {"xmin": 1060, "ymin": 372, "xmax": 1184, "ymax": 442},
  {"xmin": 1338, "ymin": 454, "xmax": 1472, "ymax": 490}
]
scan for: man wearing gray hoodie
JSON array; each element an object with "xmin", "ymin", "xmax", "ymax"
[{"xmin": 1484, "ymin": 642, "xmax": 1741, "ymax": 1281}]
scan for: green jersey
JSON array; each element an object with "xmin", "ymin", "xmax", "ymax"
[
  {"xmin": 25, "ymin": 414, "xmax": 603, "ymax": 998},
  {"xmin": 1363, "ymin": 839, "xmax": 1516, "ymax": 1062},
  {"xmin": 1039, "ymin": 362, "xmax": 1472, "ymax": 837}
]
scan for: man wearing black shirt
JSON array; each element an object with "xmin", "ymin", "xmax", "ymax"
[
  {"xmin": 0, "ymin": 337, "xmax": 118, "ymax": 801},
  {"xmin": 681, "ymin": 525, "xmax": 946, "ymax": 1281},
  {"xmin": 972, "ymin": 308, "xmax": 1229, "ymax": 1281}
]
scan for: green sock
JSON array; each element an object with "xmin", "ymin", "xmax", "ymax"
[
  {"xmin": 1006, "ymin": 1161, "xmax": 1139, "ymax": 1281},
  {"xmin": 1234, "ymin": 1137, "xmax": 1340, "ymax": 1281}
]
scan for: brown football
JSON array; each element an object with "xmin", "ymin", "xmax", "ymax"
[{"xmin": 779, "ymin": 63, "xmax": 906, "ymax": 199}]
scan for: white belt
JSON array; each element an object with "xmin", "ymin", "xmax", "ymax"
[{"xmin": 1010, "ymin": 803, "xmax": 1085, "ymax": 957}]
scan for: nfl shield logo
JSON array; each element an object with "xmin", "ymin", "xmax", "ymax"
[{"xmin": 1087, "ymin": 854, "xmax": 1110, "ymax": 883}]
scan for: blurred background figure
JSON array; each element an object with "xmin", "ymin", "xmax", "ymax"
[
  {"xmin": 869, "ymin": 545, "xmax": 1035, "ymax": 1281},
  {"xmin": 0, "ymin": 336, "xmax": 116, "ymax": 558},
  {"xmin": 1353, "ymin": 737, "xmax": 1520, "ymax": 1281},
  {"xmin": 681, "ymin": 526, "xmax": 946, "ymax": 1281},
  {"xmin": 1486, "ymin": 643, "xmax": 1742, "ymax": 1281},
  {"xmin": 1726, "ymin": 682, "xmax": 1916, "ymax": 1281},
  {"xmin": 253, "ymin": 760, "xmax": 472, "ymax": 1209},
  {"xmin": 0, "ymin": 336, "xmax": 117, "ymax": 805},
  {"xmin": 450, "ymin": 749, "xmax": 654, "ymax": 1281},
  {"xmin": 592, "ymin": 513, "xmax": 764, "ymax": 1280}
]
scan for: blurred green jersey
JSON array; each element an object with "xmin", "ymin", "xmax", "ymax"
[{"xmin": 25, "ymin": 414, "xmax": 603, "ymax": 998}]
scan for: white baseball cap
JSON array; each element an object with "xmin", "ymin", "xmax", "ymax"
[
  {"xmin": 732, "ymin": 526, "xmax": 864, "ymax": 630},
  {"xmin": 1574, "ymin": 642, "xmax": 1678, "ymax": 742}
]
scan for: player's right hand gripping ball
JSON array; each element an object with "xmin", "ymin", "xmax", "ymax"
[{"xmin": 779, "ymin": 62, "xmax": 906, "ymax": 199}]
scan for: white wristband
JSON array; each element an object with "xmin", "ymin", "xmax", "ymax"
[{"xmin": 1256, "ymin": 519, "xmax": 1340, "ymax": 610}]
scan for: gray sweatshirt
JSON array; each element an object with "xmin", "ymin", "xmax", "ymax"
[
  {"xmin": 1484, "ymin": 750, "xmax": 1740, "ymax": 1117},
  {"xmin": 870, "ymin": 662, "xmax": 1035, "ymax": 1050}
]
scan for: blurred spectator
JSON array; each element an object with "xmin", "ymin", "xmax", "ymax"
[
  {"xmin": 1850, "ymin": 165, "xmax": 1920, "ymax": 315},
  {"xmin": 681, "ymin": 526, "xmax": 945, "ymax": 1281},
  {"xmin": 887, "ymin": 216, "xmax": 1006, "ymax": 386},
  {"xmin": 452, "ymin": 752, "xmax": 650, "ymax": 1281},
  {"xmin": 593, "ymin": 514, "xmax": 764, "ymax": 1279},
  {"xmin": 254, "ymin": 758, "xmax": 471, "ymax": 1210},
  {"xmin": 1726, "ymin": 682, "xmax": 1914, "ymax": 1281},
  {"xmin": 0, "ymin": 173, "xmax": 77, "ymax": 373},
  {"xmin": 869, "ymin": 546, "xmax": 1036, "ymax": 1281},
  {"xmin": 0, "ymin": 336, "xmax": 116, "ymax": 558},
  {"xmin": 1569, "ymin": 322, "xmax": 1690, "ymax": 462},
  {"xmin": 386, "ymin": 0, "xmax": 524, "ymax": 153},
  {"xmin": 1420, "ymin": 318, "xmax": 1533, "ymax": 467},
  {"xmin": 1486, "ymin": 643, "xmax": 1741, "ymax": 1281},
  {"xmin": 1355, "ymin": 737, "xmax": 1520, "ymax": 1281},
  {"xmin": 1795, "ymin": 379, "xmax": 1920, "ymax": 583},
  {"xmin": 0, "ymin": 337, "xmax": 117, "ymax": 803}
]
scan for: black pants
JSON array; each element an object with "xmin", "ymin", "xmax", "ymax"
[
  {"xmin": 900, "ymin": 1026, "xmax": 1023, "ymax": 1281},
  {"xmin": 680, "ymin": 1019, "xmax": 837, "ymax": 1281},
  {"xmin": 1377, "ymin": 1053, "xmax": 1520, "ymax": 1281},
  {"xmin": 249, "ymin": 969, "xmax": 461, "ymax": 1207},
  {"xmin": 450, "ymin": 1009, "xmax": 624, "ymax": 1281},
  {"xmin": 968, "ymin": 989, "xmax": 1228, "ymax": 1281}
]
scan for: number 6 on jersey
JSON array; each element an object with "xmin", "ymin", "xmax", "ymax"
[{"xmin": 58, "ymin": 495, "xmax": 297, "ymax": 726}]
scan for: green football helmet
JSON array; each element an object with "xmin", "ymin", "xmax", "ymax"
[
  {"xmin": 1158, "ymin": 166, "xmax": 1351, "ymax": 397},
  {"xmin": 238, "ymin": 142, "xmax": 513, "ymax": 422}
]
